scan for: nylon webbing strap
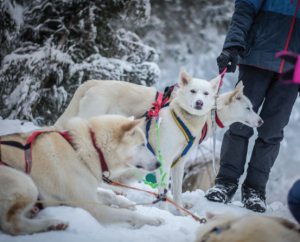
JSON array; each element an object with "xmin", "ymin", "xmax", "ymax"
[{"xmin": 171, "ymin": 109, "xmax": 196, "ymax": 168}]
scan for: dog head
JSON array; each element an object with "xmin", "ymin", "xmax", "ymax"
[
  {"xmin": 89, "ymin": 115, "xmax": 160, "ymax": 178},
  {"xmin": 117, "ymin": 117, "xmax": 161, "ymax": 173},
  {"xmin": 177, "ymin": 68, "xmax": 221, "ymax": 116},
  {"xmin": 224, "ymin": 81, "xmax": 263, "ymax": 127}
]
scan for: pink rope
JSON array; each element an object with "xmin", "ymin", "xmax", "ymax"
[{"xmin": 219, "ymin": 67, "xmax": 227, "ymax": 87}]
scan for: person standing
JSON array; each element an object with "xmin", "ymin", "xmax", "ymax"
[{"xmin": 205, "ymin": 0, "xmax": 300, "ymax": 212}]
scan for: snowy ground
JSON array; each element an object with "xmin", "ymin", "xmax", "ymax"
[{"xmin": 0, "ymin": 119, "xmax": 296, "ymax": 242}]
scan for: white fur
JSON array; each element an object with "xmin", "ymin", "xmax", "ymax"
[
  {"xmin": 0, "ymin": 115, "xmax": 164, "ymax": 235},
  {"xmin": 53, "ymin": 70, "xmax": 262, "ymax": 216}
]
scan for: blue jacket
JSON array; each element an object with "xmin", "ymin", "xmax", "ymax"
[
  {"xmin": 223, "ymin": 0, "xmax": 300, "ymax": 73},
  {"xmin": 288, "ymin": 179, "xmax": 300, "ymax": 223}
]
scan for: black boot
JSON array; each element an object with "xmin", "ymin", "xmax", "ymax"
[
  {"xmin": 242, "ymin": 182, "xmax": 267, "ymax": 213},
  {"xmin": 205, "ymin": 176, "xmax": 238, "ymax": 204}
]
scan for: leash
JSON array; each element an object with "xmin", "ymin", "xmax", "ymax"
[
  {"xmin": 212, "ymin": 67, "xmax": 227, "ymax": 175},
  {"xmin": 103, "ymin": 175, "xmax": 207, "ymax": 224}
]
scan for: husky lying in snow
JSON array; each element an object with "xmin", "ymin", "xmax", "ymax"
[
  {"xmin": 54, "ymin": 69, "xmax": 263, "ymax": 216},
  {"xmin": 0, "ymin": 115, "xmax": 164, "ymax": 235},
  {"xmin": 195, "ymin": 211, "xmax": 300, "ymax": 242}
]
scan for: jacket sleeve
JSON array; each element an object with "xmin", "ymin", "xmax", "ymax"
[
  {"xmin": 223, "ymin": 0, "xmax": 265, "ymax": 50},
  {"xmin": 288, "ymin": 179, "xmax": 300, "ymax": 224}
]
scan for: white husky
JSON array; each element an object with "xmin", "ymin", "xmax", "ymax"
[
  {"xmin": 54, "ymin": 70, "xmax": 263, "ymax": 215},
  {"xmin": 55, "ymin": 69, "xmax": 220, "ymax": 215}
]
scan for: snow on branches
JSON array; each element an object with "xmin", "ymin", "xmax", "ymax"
[{"xmin": 0, "ymin": 0, "xmax": 157, "ymax": 125}]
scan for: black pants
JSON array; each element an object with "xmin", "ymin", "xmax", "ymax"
[{"xmin": 217, "ymin": 64, "xmax": 299, "ymax": 189}]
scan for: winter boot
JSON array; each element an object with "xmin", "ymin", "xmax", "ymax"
[
  {"xmin": 205, "ymin": 176, "xmax": 238, "ymax": 204},
  {"xmin": 242, "ymin": 182, "xmax": 267, "ymax": 213}
]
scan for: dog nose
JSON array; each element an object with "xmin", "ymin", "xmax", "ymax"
[
  {"xmin": 155, "ymin": 161, "xmax": 161, "ymax": 169},
  {"xmin": 196, "ymin": 100, "xmax": 203, "ymax": 107},
  {"xmin": 258, "ymin": 119, "xmax": 264, "ymax": 127}
]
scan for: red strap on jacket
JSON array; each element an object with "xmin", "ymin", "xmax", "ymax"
[{"xmin": 279, "ymin": 0, "xmax": 300, "ymax": 73}]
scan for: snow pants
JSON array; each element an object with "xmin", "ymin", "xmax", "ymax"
[
  {"xmin": 217, "ymin": 64, "xmax": 299, "ymax": 189},
  {"xmin": 288, "ymin": 179, "xmax": 300, "ymax": 224}
]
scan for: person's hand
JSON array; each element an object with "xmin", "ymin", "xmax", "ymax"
[{"xmin": 216, "ymin": 47, "xmax": 240, "ymax": 74}]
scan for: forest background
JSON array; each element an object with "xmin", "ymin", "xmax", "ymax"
[{"xmin": 1, "ymin": 0, "xmax": 299, "ymax": 204}]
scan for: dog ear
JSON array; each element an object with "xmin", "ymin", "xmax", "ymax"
[
  {"xmin": 210, "ymin": 75, "xmax": 221, "ymax": 95},
  {"xmin": 235, "ymin": 81, "xmax": 244, "ymax": 91},
  {"xmin": 179, "ymin": 68, "xmax": 193, "ymax": 86},
  {"xmin": 121, "ymin": 119, "xmax": 143, "ymax": 138},
  {"xmin": 234, "ymin": 85, "xmax": 244, "ymax": 100},
  {"xmin": 206, "ymin": 211, "xmax": 217, "ymax": 220}
]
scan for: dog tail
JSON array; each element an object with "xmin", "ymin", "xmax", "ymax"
[{"xmin": 54, "ymin": 80, "xmax": 99, "ymax": 130}]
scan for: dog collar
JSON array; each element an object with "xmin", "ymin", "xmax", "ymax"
[
  {"xmin": 90, "ymin": 129, "xmax": 109, "ymax": 177},
  {"xmin": 215, "ymin": 111, "xmax": 224, "ymax": 129}
]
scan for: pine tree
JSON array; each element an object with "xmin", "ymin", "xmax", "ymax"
[{"xmin": 0, "ymin": 0, "xmax": 158, "ymax": 125}]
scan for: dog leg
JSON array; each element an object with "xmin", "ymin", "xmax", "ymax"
[
  {"xmin": 171, "ymin": 157, "xmax": 192, "ymax": 216},
  {"xmin": 100, "ymin": 183, "xmax": 127, "ymax": 196},
  {"xmin": 75, "ymin": 194, "xmax": 164, "ymax": 228},
  {"xmin": 97, "ymin": 187, "xmax": 136, "ymax": 211},
  {"xmin": 1, "ymin": 200, "xmax": 68, "ymax": 235},
  {"xmin": 156, "ymin": 164, "xmax": 170, "ymax": 211}
]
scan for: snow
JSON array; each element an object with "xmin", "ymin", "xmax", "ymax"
[
  {"xmin": 2, "ymin": 0, "xmax": 24, "ymax": 31},
  {"xmin": 0, "ymin": 120, "xmax": 296, "ymax": 241}
]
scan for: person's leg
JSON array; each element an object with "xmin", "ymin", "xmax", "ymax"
[
  {"xmin": 217, "ymin": 65, "xmax": 273, "ymax": 180},
  {"xmin": 244, "ymin": 74, "xmax": 299, "ymax": 188},
  {"xmin": 206, "ymin": 65, "xmax": 273, "ymax": 203}
]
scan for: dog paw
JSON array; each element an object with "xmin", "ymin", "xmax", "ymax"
[
  {"xmin": 112, "ymin": 187, "xmax": 127, "ymax": 197},
  {"xmin": 26, "ymin": 206, "xmax": 39, "ymax": 218},
  {"xmin": 145, "ymin": 217, "xmax": 165, "ymax": 226},
  {"xmin": 183, "ymin": 201, "xmax": 193, "ymax": 209},
  {"xmin": 117, "ymin": 196, "xmax": 137, "ymax": 211},
  {"xmin": 176, "ymin": 207, "xmax": 189, "ymax": 217},
  {"xmin": 48, "ymin": 220, "xmax": 69, "ymax": 231}
]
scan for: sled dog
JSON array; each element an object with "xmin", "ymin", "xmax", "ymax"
[
  {"xmin": 55, "ymin": 80, "xmax": 177, "ymax": 130},
  {"xmin": 203, "ymin": 81, "xmax": 263, "ymax": 140},
  {"xmin": 0, "ymin": 115, "xmax": 163, "ymax": 235},
  {"xmin": 54, "ymin": 68, "xmax": 263, "ymax": 215},
  {"xmin": 195, "ymin": 211, "xmax": 300, "ymax": 242},
  {"xmin": 55, "ymin": 69, "xmax": 221, "ymax": 215}
]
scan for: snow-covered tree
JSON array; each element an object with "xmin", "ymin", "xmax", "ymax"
[
  {"xmin": 0, "ymin": 0, "xmax": 158, "ymax": 125},
  {"xmin": 120, "ymin": 0, "xmax": 234, "ymax": 62}
]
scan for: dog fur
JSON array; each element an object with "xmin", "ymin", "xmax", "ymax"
[
  {"xmin": 195, "ymin": 211, "xmax": 300, "ymax": 242},
  {"xmin": 204, "ymin": 81, "xmax": 263, "ymax": 140},
  {"xmin": 55, "ymin": 69, "xmax": 221, "ymax": 215},
  {"xmin": 55, "ymin": 80, "xmax": 176, "ymax": 130},
  {"xmin": 0, "ymin": 115, "xmax": 164, "ymax": 235},
  {"xmin": 53, "ymin": 69, "xmax": 262, "ymax": 216}
]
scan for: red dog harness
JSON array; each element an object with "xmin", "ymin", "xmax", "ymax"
[{"xmin": 0, "ymin": 130, "xmax": 109, "ymax": 174}]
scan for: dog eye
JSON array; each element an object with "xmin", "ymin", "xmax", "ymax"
[
  {"xmin": 190, "ymin": 90, "xmax": 196, "ymax": 94},
  {"xmin": 142, "ymin": 143, "xmax": 145, "ymax": 147},
  {"xmin": 246, "ymin": 107, "xmax": 250, "ymax": 110},
  {"xmin": 204, "ymin": 92, "xmax": 209, "ymax": 95}
]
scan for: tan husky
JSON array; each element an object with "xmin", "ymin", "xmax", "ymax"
[
  {"xmin": 54, "ymin": 69, "xmax": 262, "ymax": 216},
  {"xmin": 55, "ymin": 69, "xmax": 221, "ymax": 215},
  {"xmin": 195, "ymin": 211, "xmax": 300, "ymax": 242},
  {"xmin": 0, "ymin": 115, "xmax": 164, "ymax": 235}
]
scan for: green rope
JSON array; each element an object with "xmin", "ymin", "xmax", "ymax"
[{"xmin": 133, "ymin": 116, "xmax": 166, "ymax": 189}]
